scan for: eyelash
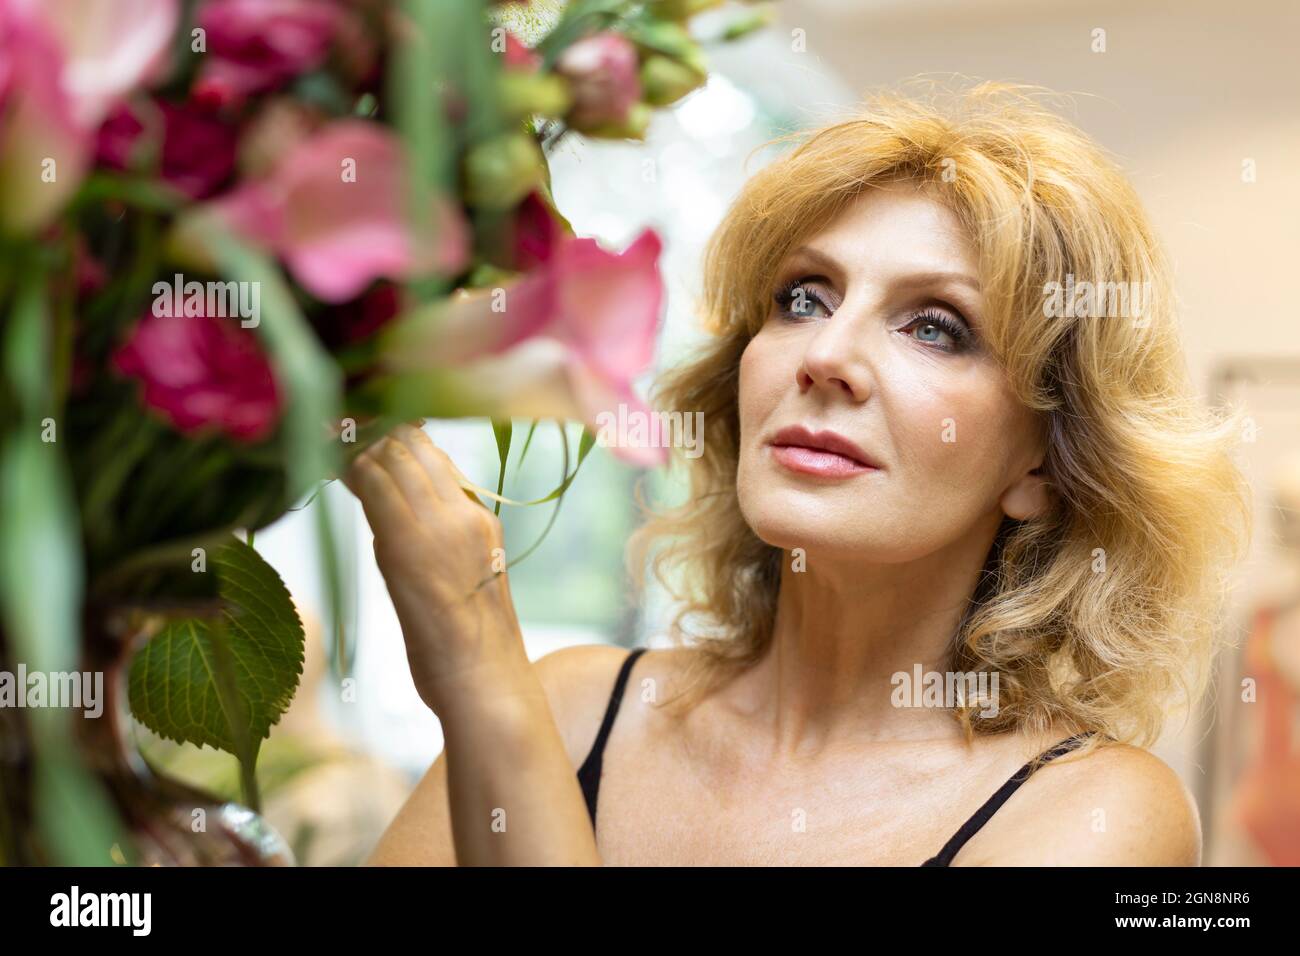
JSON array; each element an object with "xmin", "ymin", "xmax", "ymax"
[{"xmin": 772, "ymin": 278, "xmax": 974, "ymax": 353}]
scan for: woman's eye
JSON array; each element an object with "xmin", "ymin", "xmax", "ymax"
[
  {"xmin": 911, "ymin": 321, "xmax": 952, "ymax": 346},
  {"xmin": 901, "ymin": 311, "xmax": 972, "ymax": 352},
  {"xmin": 776, "ymin": 283, "xmax": 831, "ymax": 320}
]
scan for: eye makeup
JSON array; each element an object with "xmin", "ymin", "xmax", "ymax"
[{"xmin": 771, "ymin": 274, "xmax": 978, "ymax": 354}]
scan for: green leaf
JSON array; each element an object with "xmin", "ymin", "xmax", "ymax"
[
  {"xmin": 536, "ymin": 0, "xmax": 627, "ymax": 68},
  {"xmin": 68, "ymin": 172, "xmax": 184, "ymax": 214},
  {"xmin": 515, "ymin": 419, "xmax": 540, "ymax": 474},
  {"xmin": 719, "ymin": 9, "xmax": 772, "ymax": 43},
  {"xmin": 621, "ymin": 16, "xmax": 708, "ymax": 74},
  {"xmin": 505, "ymin": 423, "xmax": 597, "ymax": 570},
  {"xmin": 127, "ymin": 538, "xmax": 305, "ymax": 758},
  {"xmin": 491, "ymin": 417, "xmax": 512, "ymax": 515}
]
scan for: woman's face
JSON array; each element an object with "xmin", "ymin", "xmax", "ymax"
[{"xmin": 736, "ymin": 180, "xmax": 1047, "ymax": 564}]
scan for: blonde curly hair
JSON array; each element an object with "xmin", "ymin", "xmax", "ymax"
[{"xmin": 626, "ymin": 80, "xmax": 1253, "ymax": 769}]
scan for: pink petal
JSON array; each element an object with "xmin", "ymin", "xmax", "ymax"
[
  {"xmin": 274, "ymin": 121, "xmax": 464, "ymax": 301},
  {"xmin": 0, "ymin": 5, "xmax": 89, "ymax": 231},
  {"xmin": 554, "ymin": 228, "xmax": 664, "ymax": 380},
  {"xmin": 38, "ymin": 0, "xmax": 179, "ymax": 127},
  {"xmin": 286, "ymin": 224, "xmax": 415, "ymax": 303}
]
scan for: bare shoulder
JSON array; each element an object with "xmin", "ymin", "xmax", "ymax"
[
  {"xmin": 969, "ymin": 739, "xmax": 1202, "ymax": 866},
  {"xmin": 531, "ymin": 643, "xmax": 685, "ymax": 766},
  {"xmin": 365, "ymin": 644, "xmax": 673, "ymax": 866}
]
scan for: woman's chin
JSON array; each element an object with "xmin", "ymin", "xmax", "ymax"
[{"xmin": 744, "ymin": 513, "xmax": 874, "ymax": 558}]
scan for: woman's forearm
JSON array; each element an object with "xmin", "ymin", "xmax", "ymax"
[
  {"xmin": 342, "ymin": 424, "xmax": 601, "ymax": 865},
  {"xmin": 436, "ymin": 666, "xmax": 602, "ymax": 866}
]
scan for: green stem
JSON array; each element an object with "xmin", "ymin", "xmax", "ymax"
[{"xmin": 238, "ymin": 754, "xmax": 261, "ymax": 814}]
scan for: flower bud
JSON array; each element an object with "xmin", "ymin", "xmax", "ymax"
[
  {"xmin": 555, "ymin": 32, "xmax": 641, "ymax": 132},
  {"xmin": 463, "ymin": 131, "xmax": 546, "ymax": 209},
  {"xmin": 639, "ymin": 54, "xmax": 705, "ymax": 107}
]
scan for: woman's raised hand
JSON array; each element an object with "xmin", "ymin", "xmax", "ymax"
[{"xmin": 342, "ymin": 423, "xmax": 532, "ymax": 717}]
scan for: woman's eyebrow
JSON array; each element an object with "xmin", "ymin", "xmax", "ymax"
[
  {"xmin": 890, "ymin": 271, "xmax": 982, "ymax": 295},
  {"xmin": 788, "ymin": 246, "xmax": 981, "ymax": 297},
  {"xmin": 785, "ymin": 245, "xmax": 841, "ymax": 276}
]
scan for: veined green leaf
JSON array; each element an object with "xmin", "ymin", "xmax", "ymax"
[{"xmin": 127, "ymin": 538, "xmax": 305, "ymax": 758}]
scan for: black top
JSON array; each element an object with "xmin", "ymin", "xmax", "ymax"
[
  {"xmin": 576, "ymin": 647, "xmax": 648, "ymax": 826},
  {"xmin": 575, "ymin": 646, "xmax": 1097, "ymax": 866}
]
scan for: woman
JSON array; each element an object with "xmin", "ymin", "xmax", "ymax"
[{"xmin": 349, "ymin": 82, "xmax": 1251, "ymax": 866}]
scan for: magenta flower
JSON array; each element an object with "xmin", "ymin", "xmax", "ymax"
[
  {"xmin": 113, "ymin": 310, "xmax": 282, "ymax": 442},
  {"xmin": 192, "ymin": 0, "xmax": 340, "ymax": 109},
  {"xmin": 208, "ymin": 120, "xmax": 469, "ymax": 303},
  {"xmin": 313, "ymin": 281, "xmax": 401, "ymax": 349},
  {"xmin": 511, "ymin": 191, "xmax": 565, "ymax": 270},
  {"xmin": 156, "ymin": 101, "xmax": 238, "ymax": 198},
  {"xmin": 94, "ymin": 104, "xmax": 145, "ymax": 169},
  {"xmin": 379, "ymin": 228, "xmax": 669, "ymax": 467},
  {"xmin": 96, "ymin": 99, "xmax": 238, "ymax": 199},
  {"xmin": 555, "ymin": 32, "xmax": 641, "ymax": 130}
]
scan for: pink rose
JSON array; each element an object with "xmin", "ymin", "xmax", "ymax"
[
  {"xmin": 155, "ymin": 101, "xmax": 238, "ymax": 198},
  {"xmin": 94, "ymin": 103, "xmax": 145, "ymax": 168},
  {"xmin": 113, "ymin": 310, "xmax": 282, "ymax": 442},
  {"xmin": 192, "ymin": 0, "xmax": 339, "ymax": 109},
  {"xmin": 208, "ymin": 120, "xmax": 469, "ymax": 302},
  {"xmin": 555, "ymin": 32, "xmax": 641, "ymax": 130},
  {"xmin": 96, "ymin": 99, "xmax": 237, "ymax": 199}
]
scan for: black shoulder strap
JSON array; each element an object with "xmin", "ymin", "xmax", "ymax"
[
  {"xmin": 577, "ymin": 647, "xmax": 648, "ymax": 828},
  {"xmin": 920, "ymin": 731, "xmax": 1096, "ymax": 866}
]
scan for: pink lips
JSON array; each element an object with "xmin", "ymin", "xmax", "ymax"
[{"xmin": 767, "ymin": 425, "xmax": 881, "ymax": 479}]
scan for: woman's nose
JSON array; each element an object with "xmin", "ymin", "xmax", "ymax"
[{"xmin": 795, "ymin": 302, "xmax": 878, "ymax": 402}]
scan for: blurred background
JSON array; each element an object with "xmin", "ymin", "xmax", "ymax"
[{"xmin": 158, "ymin": 0, "xmax": 1299, "ymax": 865}]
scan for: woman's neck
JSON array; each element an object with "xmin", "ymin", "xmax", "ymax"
[{"xmin": 727, "ymin": 516, "xmax": 1004, "ymax": 761}]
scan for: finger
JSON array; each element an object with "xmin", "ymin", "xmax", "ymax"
[
  {"xmin": 371, "ymin": 434, "xmax": 444, "ymax": 522},
  {"xmin": 342, "ymin": 449, "xmax": 418, "ymax": 535},
  {"xmin": 391, "ymin": 423, "xmax": 467, "ymax": 504}
]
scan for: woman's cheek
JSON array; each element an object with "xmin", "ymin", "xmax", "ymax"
[
  {"xmin": 738, "ymin": 339, "xmax": 786, "ymax": 425},
  {"xmin": 891, "ymin": 379, "xmax": 1000, "ymax": 495}
]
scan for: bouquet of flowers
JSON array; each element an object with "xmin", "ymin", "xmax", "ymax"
[{"xmin": 0, "ymin": 0, "xmax": 770, "ymax": 864}]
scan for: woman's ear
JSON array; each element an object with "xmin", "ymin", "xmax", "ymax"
[{"xmin": 1001, "ymin": 466, "xmax": 1054, "ymax": 521}]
